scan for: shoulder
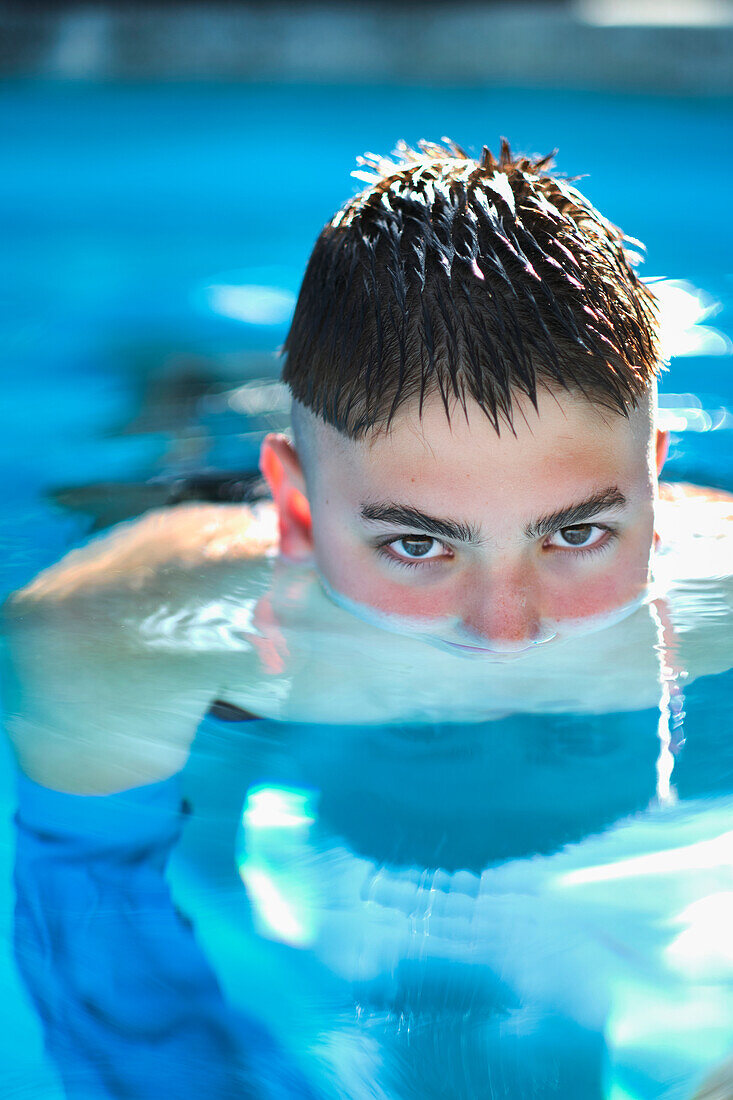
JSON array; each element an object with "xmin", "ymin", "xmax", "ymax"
[
  {"xmin": 655, "ymin": 482, "xmax": 733, "ymax": 682},
  {"xmin": 8, "ymin": 501, "xmax": 279, "ymax": 610},
  {"xmin": 1, "ymin": 503, "xmax": 280, "ymax": 793},
  {"xmin": 656, "ymin": 482, "xmax": 733, "ymax": 580},
  {"xmin": 658, "ymin": 481, "xmax": 733, "ymax": 506}
]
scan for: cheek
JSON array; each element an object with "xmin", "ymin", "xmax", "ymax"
[
  {"xmin": 332, "ymin": 565, "xmax": 457, "ymax": 619},
  {"xmin": 360, "ymin": 578, "xmax": 457, "ymax": 619},
  {"xmin": 313, "ymin": 530, "xmax": 456, "ymax": 618},
  {"xmin": 543, "ymin": 530, "xmax": 653, "ymax": 620}
]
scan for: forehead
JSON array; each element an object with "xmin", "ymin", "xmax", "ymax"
[{"xmin": 311, "ymin": 389, "xmax": 654, "ymax": 505}]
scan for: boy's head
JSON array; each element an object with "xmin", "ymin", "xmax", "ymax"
[{"xmin": 262, "ymin": 140, "xmax": 668, "ymax": 653}]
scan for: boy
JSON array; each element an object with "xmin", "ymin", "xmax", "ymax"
[{"xmin": 4, "ymin": 140, "xmax": 732, "ymax": 1098}]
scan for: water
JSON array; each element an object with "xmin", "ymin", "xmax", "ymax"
[{"xmin": 1, "ymin": 82, "xmax": 732, "ymax": 1098}]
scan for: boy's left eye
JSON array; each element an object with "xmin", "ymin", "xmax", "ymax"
[{"xmin": 546, "ymin": 524, "xmax": 607, "ymax": 550}]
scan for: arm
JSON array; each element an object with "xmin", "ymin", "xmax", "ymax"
[
  {"xmin": 2, "ymin": 502, "xmax": 276, "ymax": 793},
  {"xmin": 14, "ymin": 772, "xmax": 315, "ymax": 1100},
  {"xmin": 6, "ymin": 504, "xmax": 314, "ymax": 1098},
  {"xmin": 14, "ymin": 773, "xmax": 240, "ymax": 1099}
]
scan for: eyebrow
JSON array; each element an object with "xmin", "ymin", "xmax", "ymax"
[
  {"xmin": 360, "ymin": 486, "xmax": 627, "ymax": 546},
  {"xmin": 523, "ymin": 487, "xmax": 627, "ymax": 539},
  {"xmin": 360, "ymin": 502, "xmax": 480, "ymax": 544}
]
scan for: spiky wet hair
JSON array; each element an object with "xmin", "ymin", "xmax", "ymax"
[{"xmin": 282, "ymin": 138, "xmax": 660, "ymax": 437}]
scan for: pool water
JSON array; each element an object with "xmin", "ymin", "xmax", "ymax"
[{"xmin": 1, "ymin": 82, "xmax": 732, "ymax": 1098}]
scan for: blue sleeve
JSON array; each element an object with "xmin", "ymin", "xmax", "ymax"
[{"xmin": 13, "ymin": 773, "xmax": 315, "ymax": 1100}]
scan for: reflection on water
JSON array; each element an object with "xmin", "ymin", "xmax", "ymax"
[
  {"xmin": 203, "ymin": 283, "xmax": 297, "ymax": 327},
  {"xmin": 653, "ymin": 279, "xmax": 732, "ymax": 361},
  {"xmin": 185, "ymin": 669, "xmax": 732, "ymax": 1099}
]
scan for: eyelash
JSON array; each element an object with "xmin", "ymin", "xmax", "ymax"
[
  {"xmin": 375, "ymin": 538, "xmax": 448, "ymax": 570},
  {"xmin": 376, "ymin": 526, "xmax": 619, "ymax": 568},
  {"xmin": 553, "ymin": 526, "xmax": 619, "ymax": 558}
]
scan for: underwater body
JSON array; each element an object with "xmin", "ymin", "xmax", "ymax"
[
  {"xmin": 166, "ymin": 526, "xmax": 733, "ymax": 1100},
  {"xmin": 10, "ymin": 503, "xmax": 732, "ymax": 1100}
]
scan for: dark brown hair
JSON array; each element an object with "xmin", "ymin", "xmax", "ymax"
[{"xmin": 283, "ymin": 139, "xmax": 660, "ymax": 437}]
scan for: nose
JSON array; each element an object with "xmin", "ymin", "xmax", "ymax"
[{"xmin": 460, "ymin": 568, "xmax": 544, "ymax": 649}]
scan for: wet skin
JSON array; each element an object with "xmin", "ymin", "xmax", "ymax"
[{"xmin": 263, "ymin": 389, "xmax": 669, "ymax": 651}]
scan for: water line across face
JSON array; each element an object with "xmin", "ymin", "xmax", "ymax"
[{"xmin": 317, "ymin": 572, "xmax": 655, "ymax": 660}]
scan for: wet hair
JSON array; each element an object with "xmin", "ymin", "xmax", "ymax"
[{"xmin": 282, "ymin": 138, "xmax": 661, "ymax": 438}]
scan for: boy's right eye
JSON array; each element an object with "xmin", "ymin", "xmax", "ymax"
[{"xmin": 385, "ymin": 537, "xmax": 448, "ymax": 562}]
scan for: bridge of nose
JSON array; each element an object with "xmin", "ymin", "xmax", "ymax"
[{"xmin": 459, "ymin": 561, "xmax": 544, "ymax": 644}]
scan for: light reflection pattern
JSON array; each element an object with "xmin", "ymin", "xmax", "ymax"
[
  {"xmin": 652, "ymin": 278, "xmax": 732, "ymax": 360},
  {"xmin": 237, "ymin": 785, "xmax": 319, "ymax": 948},
  {"xmin": 233, "ymin": 774, "xmax": 732, "ymax": 1096}
]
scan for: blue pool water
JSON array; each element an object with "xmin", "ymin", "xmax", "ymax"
[{"xmin": 1, "ymin": 83, "xmax": 732, "ymax": 1098}]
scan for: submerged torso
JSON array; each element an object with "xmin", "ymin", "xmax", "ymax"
[
  {"xmin": 174, "ymin": 648, "xmax": 733, "ymax": 1099},
  {"xmin": 8, "ymin": 488, "xmax": 733, "ymax": 1098}
]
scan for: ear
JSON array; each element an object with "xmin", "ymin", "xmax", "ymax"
[
  {"xmin": 259, "ymin": 434, "xmax": 313, "ymax": 560},
  {"xmin": 655, "ymin": 428, "xmax": 670, "ymax": 477}
]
